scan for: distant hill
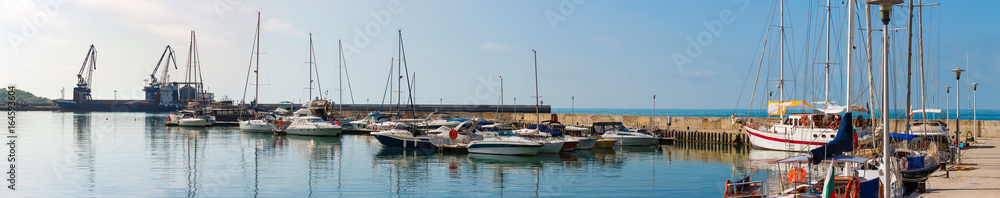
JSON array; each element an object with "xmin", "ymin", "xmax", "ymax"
[{"xmin": 1, "ymin": 88, "xmax": 51, "ymax": 103}]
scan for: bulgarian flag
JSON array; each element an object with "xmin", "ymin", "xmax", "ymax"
[{"xmin": 821, "ymin": 162, "xmax": 836, "ymax": 198}]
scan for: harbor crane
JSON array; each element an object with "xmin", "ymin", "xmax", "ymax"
[
  {"xmin": 148, "ymin": 45, "xmax": 178, "ymax": 88},
  {"xmin": 74, "ymin": 45, "xmax": 97, "ymax": 102}
]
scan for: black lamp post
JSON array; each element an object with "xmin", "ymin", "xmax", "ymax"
[{"xmin": 952, "ymin": 67, "xmax": 964, "ymax": 163}]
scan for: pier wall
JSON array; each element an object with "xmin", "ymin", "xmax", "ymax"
[
  {"xmin": 458, "ymin": 112, "xmax": 1000, "ymax": 138},
  {"xmin": 332, "ymin": 110, "xmax": 1000, "ymax": 139}
]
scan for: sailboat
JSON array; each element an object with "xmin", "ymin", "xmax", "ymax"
[
  {"xmin": 169, "ymin": 30, "xmax": 215, "ymax": 127},
  {"xmin": 239, "ymin": 12, "xmax": 275, "ymax": 133},
  {"xmin": 738, "ymin": 0, "xmax": 872, "ymax": 152},
  {"xmin": 282, "ymin": 33, "xmax": 342, "ymax": 137}
]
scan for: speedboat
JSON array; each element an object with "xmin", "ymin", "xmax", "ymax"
[
  {"xmin": 239, "ymin": 113, "xmax": 278, "ymax": 133},
  {"xmin": 565, "ymin": 136, "xmax": 597, "ymax": 150},
  {"xmin": 513, "ymin": 124, "xmax": 566, "ymax": 153},
  {"xmin": 175, "ymin": 111, "xmax": 212, "ymax": 127},
  {"xmin": 593, "ymin": 122, "xmax": 656, "ymax": 146},
  {"xmin": 370, "ymin": 123, "xmax": 436, "ymax": 149},
  {"xmin": 282, "ymin": 110, "xmax": 341, "ymax": 136},
  {"xmin": 468, "ymin": 131, "xmax": 543, "ymax": 155}
]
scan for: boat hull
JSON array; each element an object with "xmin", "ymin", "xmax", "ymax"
[
  {"xmin": 593, "ymin": 139, "xmax": 617, "ymax": 148},
  {"xmin": 560, "ymin": 141, "xmax": 579, "ymax": 152},
  {"xmin": 285, "ymin": 127, "xmax": 341, "ymax": 136},
  {"xmin": 743, "ymin": 125, "xmax": 833, "ymax": 151},
  {"xmin": 574, "ymin": 138, "xmax": 597, "ymax": 150},
  {"xmin": 178, "ymin": 118, "xmax": 208, "ymax": 127},
  {"xmin": 538, "ymin": 142, "xmax": 565, "ymax": 154},
  {"xmin": 239, "ymin": 120, "xmax": 273, "ymax": 133},
  {"xmin": 468, "ymin": 141, "xmax": 542, "ymax": 155},
  {"xmin": 371, "ymin": 134, "xmax": 436, "ymax": 149}
]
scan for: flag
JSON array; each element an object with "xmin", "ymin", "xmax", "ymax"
[{"xmin": 821, "ymin": 162, "xmax": 836, "ymax": 198}]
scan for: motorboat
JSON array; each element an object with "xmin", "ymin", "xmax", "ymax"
[
  {"xmin": 513, "ymin": 124, "xmax": 568, "ymax": 153},
  {"xmin": 565, "ymin": 136, "xmax": 597, "ymax": 150},
  {"xmin": 418, "ymin": 112, "xmax": 465, "ymax": 129},
  {"xmin": 281, "ymin": 109, "xmax": 341, "ymax": 136},
  {"xmin": 370, "ymin": 123, "xmax": 436, "ymax": 149},
  {"xmin": 239, "ymin": 113, "xmax": 278, "ymax": 133},
  {"xmin": 468, "ymin": 131, "xmax": 543, "ymax": 156},
  {"xmin": 178, "ymin": 113, "xmax": 209, "ymax": 127},
  {"xmin": 593, "ymin": 122, "xmax": 656, "ymax": 146}
]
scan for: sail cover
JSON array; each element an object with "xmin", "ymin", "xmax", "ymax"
[{"xmin": 808, "ymin": 112, "xmax": 855, "ymax": 165}]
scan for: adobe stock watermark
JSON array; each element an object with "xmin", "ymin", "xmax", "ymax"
[
  {"xmin": 7, "ymin": 0, "xmax": 70, "ymax": 54},
  {"xmin": 210, "ymin": 0, "xmax": 246, "ymax": 20},
  {"xmin": 671, "ymin": 0, "xmax": 750, "ymax": 73},
  {"xmin": 6, "ymin": 85, "xmax": 17, "ymax": 190},
  {"xmin": 546, "ymin": 0, "xmax": 585, "ymax": 30},
  {"xmin": 462, "ymin": 74, "xmax": 501, "ymax": 111},
  {"xmin": 342, "ymin": 0, "xmax": 409, "ymax": 63}
]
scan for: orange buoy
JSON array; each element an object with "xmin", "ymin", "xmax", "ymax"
[
  {"xmin": 449, "ymin": 129, "xmax": 458, "ymax": 139},
  {"xmin": 786, "ymin": 167, "xmax": 806, "ymax": 185}
]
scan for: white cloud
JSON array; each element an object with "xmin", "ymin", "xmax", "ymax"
[
  {"xmin": 480, "ymin": 42, "xmax": 516, "ymax": 51},
  {"xmin": 263, "ymin": 18, "xmax": 306, "ymax": 36},
  {"xmin": 78, "ymin": 0, "xmax": 174, "ymax": 20}
]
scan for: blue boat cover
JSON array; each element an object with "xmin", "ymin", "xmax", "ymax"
[
  {"xmin": 858, "ymin": 132, "xmax": 919, "ymax": 141},
  {"xmin": 859, "ymin": 178, "xmax": 880, "ymax": 198},
  {"xmin": 527, "ymin": 124, "xmax": 563, "ymax": 137},
  {"xmin": 808, "ymin": 112, "xmax": 855, "ymax": 165}
]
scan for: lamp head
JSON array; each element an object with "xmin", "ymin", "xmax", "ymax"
[
  {"xmin": 952, "ymin": 68, "xmax": 965, "ymax": 80},
  {"xmin": 653, "ymin": 94, "xmax": 656, "ymax": 99},
  {"xmin": 972, "ymin": 83, "xmax": 980, "ymax": 90},
  {"xmin": 868, "ymin": 0, "xmax": 903, "ymax": 24},
  {"xmin": 946, "ymin": 86, "xmax": 952, "ymax": 93}
]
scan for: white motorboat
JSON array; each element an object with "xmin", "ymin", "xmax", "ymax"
[
  {"xmin": 593, "ymin": 122, "xmax": 657, "ymax": 146},
  {"xmin": 239, "ymin": 114, "xmax": 278, "ymax": 133},
  {"xmin": 174, "ymin": 111, "xmax": 212, "ymax": 127},
  {"xmin": 468, "ymin": 131, "xmax": 543, "ymax": 156},
  {"xmin": 370, "ymin": 122, "xmax": 436, "ymax": 149},
  {"xmin": 284, "ymin": 116, "xmax": 342, "ymax": 136}
]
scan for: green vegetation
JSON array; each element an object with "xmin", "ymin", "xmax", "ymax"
[{"xmin": 1, "ymin": 88, "xmax": 51, "ymax": 103}]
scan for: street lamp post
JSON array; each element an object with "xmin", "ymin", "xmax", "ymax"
[
  {"xmin": 869, "ymin": 1, "xmax": 903, "ymax": 196},
  {"xmin": 652, "ymin": 94, "xmax": 657, "ymax": 133},
  {"xmin": 571, "ymin": 96, "xmax": 575, "ymax": 124},
  {"xmin": 114, "ymin": 90, "xmax": 117, "ymax": 100},
  {"xmin": 952, "ymin": 67, "xmax": 965, "ymax": 164},
  {"xmin": 946, "ymin": 86, "xmax": 951, "ymax": 121},
  {"xmin": 972, "ymin": 83, "xmax": 979, "ymax": 137}
]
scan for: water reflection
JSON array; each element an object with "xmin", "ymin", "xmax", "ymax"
[{"xmin": 19, "ymin": 112, "xmax": 770, "ymax": 197}]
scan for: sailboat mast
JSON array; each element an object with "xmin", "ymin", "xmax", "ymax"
[
  {"xmin": 918, "ymin": 0, "xmax": 927, "ymax": 120},
  {"xmin": 846, "ymin": 0, "xmax": 854, "ymax": 112},
  {"xmin": 339, "ymin": 40, "xmax": 343, "ymax": 114},
  {"xmin": 905, "ymin": 0, "xmax": 914, "ymax": 134},
  {"xmin": 779, "ymin": 0, "xmax": 785, "ymax": 103},
  {"xmin": 533, "ymin": 49, "xmax": 540, "ymax": 126},
  {"xmin": 397, "ymin": 30, "xmax": 403, "ymax": 113},
  {"xmin": 255, "ymin": 12, "xmax": 260, "ymax": 106},
  {"xmin": 825, "ymin": 0, "xmax": 831, "ymax": 104},
  {"xmin": 308, "ymin": 33, "xmax": 314, "ymax": 100}
]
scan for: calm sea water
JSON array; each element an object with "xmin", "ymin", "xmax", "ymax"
[
  {"xmin": 553, "ymin": 108, "xmax": 1000, "ymax": 120},
  {"xmin": 2, "ymin": 111, "xmax": 769, "ymax": 197}
]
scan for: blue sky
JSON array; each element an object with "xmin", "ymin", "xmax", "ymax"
[{"xmin": 1, "ymin": 0, "xmax": 996, "ymax": 109}]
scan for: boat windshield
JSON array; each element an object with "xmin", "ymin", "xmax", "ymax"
[{"xmin": 302, "ymin": 118, "xmax": 325, "ymax": 123}]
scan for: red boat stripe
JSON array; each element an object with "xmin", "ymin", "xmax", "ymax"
[{"xmin": 744, "ymin": 126, "xmax": 827, "ymax": 146}]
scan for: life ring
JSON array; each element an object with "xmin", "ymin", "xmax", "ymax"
[
  {"xmin": 786, "ymin": 167, "xmax": 807, "ymax": 185},
  {"xmin": 799, "ymin": 115, "xmax": 810, "ymax": 126},
  {"xmin": 449, "ymin": 129, "xmax": 458, "ymax": 139},
  {"xmin": 830, "ymin": 121, "xmax": 840, "ymax": 130},
  {"xmin": 900, "ymin": 157, "xmax": 908, "ymax": 170},
  {"xmin": 841, "ymin": 178, "xmax": 860, "ymax": 198}
]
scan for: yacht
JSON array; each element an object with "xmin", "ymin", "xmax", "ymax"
[
  {"xmin": 468, "ymin": 131, "xmax": 543, "ymax": 156},
  {"xmin": 371, "ymin": 122, "xmax": 436, "ymax": 149},
  {"xmin": 239, "ymin": 113, "xmax": 277, "ymax": 133},
  {"xmin": 594, "ymin": 122, "xmax": 657, "ymax": 146},
  {"xmin": 284, "ymin": 116, "xmax": 342, "ymax": 136}
]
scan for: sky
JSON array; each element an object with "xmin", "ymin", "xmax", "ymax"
[{"xmin": 1, "ymin": 0, "xmax": 997, "ymax": 110}]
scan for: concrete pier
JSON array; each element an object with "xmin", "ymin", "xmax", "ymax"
[{"xmin": 913, "ymin": 138, "xmax": 1000, "ymax": 197}]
